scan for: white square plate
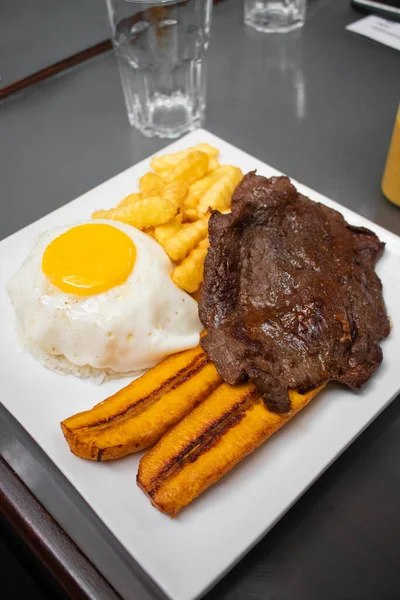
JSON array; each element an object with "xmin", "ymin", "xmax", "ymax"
[{"xmin": 1, "ymin": 130, "xmax": 399, "ymax": 600}]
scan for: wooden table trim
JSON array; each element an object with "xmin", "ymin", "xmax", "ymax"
[
  {"xmin": 0, "ymin": 455, "xmax": 121, "ymax": 600},
  {"xmin": 0, "ymin": 39, "xmax": 113, "ymax": 100}
]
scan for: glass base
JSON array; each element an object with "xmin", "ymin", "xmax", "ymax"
[
  {"xmin": 245, "ymin": 5, "xmax": 305, "ymax": 34},
  {"xmin": 126, "ymin": 93, "xmax": 205, "ymax": 139}
]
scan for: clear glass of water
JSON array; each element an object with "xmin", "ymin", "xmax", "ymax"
[
  {"xmin": 244, "ymin": 0, "xmax": 307, "ymax": 34},
  {"xmin": 106, "ymin": 0, "xmax": 213, "ymax": 138}
]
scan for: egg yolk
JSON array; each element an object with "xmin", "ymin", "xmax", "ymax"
[{"xmin": 42, "ymin": 223, "xmax": 136, "ymax": 296}]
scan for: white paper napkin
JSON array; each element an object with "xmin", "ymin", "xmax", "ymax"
[{"xmin": 346, "ymin": 15, "xmax": 400, "ymax": 52}]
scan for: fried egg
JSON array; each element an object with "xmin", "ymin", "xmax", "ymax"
[{"xmin": 7, "ymin": 220, "xmax": 202, "ymax": 379}]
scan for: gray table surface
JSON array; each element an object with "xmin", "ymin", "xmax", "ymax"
[
  {"xmin": 1, "ymin": 1, "xmax": 400, "ymax": 599},
  {"xmin": 0, "ymin": 0, "xmax": 109, "ymax": 89}
]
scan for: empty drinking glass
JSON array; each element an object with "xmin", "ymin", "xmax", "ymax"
[
  {"xmin": 244, "ymin": 0, "xmax": 307, "ymax": 33},
  {"xmin": 106, "ymin": 0, "xmax": 213, "ymax": 138}
]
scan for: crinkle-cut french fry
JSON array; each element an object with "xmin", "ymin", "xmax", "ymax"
[
  {"xmin": 117, "ymin": 193, "xmax": 140, "ymax": 209},
  {"xmin": 162, "ymin": 151, "xmax": 209, "ymax": 185},
  {"xmin": 197, "ymin": 237, "xmax": 210, "ymax": 249},
  {"xmin": 156, "ymin": 168, "xmax": 174, "ymax": 182},
  {"xmin": 154, "ymin": 215, "xmax": 182, "ymax": 247},
  {"xmin": 92, "ymin": 194, "xmax": 179, "ymax": 229},
  {"xmin": 150, "ymin": 144, "xmax": 219, "ymax": 172},
  {"xmin": 151, "ymin": 150, "xmax": 190, "ymax": 172},
  {"xmin": 182, "ymin": 166, "xmax": 234, "ymax": 221},
  {"xmin": 162, "ymin": 180, "xmax": 188, "ymax": 208},
  {"xmin": 172, "ymin": 238, "xmax": 209, "ymax": 293},
  {"xmin": 185, "ymin": 168, "xmax": 228, "ymax": 207},
  {"xmin": 195, "ymin": 143, "xmax": 219, "ymax": 157},
  {"xmin": 197, "ymin": 167, "xmax": 243, "ymax": 216},
  {"xmin": 137, "ymin": 383, "xmax": 325, "ymax": 517},
  {"xmin": 164, "ymin": 218, "xmax": 208, "ymax": 262},
  {"xmin": 207, "ymin": 157, "xmax": 220, "ymax": 172},
  {"xmin": 139, "ymin": 172, "xmax": 165, "ymax": 197},
  {"xmin": 183, "ymin": 208, "xmax": 199, "ymax": 222}
]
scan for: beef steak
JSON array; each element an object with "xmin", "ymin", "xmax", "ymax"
[{"xmin": 199, "ymin": 173, "xmax": 390, "ymax": 413}]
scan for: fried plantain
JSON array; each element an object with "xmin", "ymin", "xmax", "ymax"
[
  {"xmin": 137, "ymin": 383, "xmax": 325, "ymax": 517},
  {"xmin": 61, "ymin": 346, "xmax": 222, "ymax": 461}
]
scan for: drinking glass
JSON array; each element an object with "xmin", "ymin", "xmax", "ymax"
[
  {"xmin": 106, "ymin": 0, "xmax": 213, "ymax": 138},
  {"xmin": 244, "ymin": 0, "xmax": 307, "ymax": 33}
]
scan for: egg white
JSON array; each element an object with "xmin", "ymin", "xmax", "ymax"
[{"xmin": 7, "ymin": 220, "xmax": 202, "ymax": 375}]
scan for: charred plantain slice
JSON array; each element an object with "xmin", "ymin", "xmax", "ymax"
[
  {"xmin": 61, "ymin": 346, "xmax": 222, "ymax": 461},
  {"xmin": 137, "ymin": 384, "xmax": 325, "ymax": 517}
]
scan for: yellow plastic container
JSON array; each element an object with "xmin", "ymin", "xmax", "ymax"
[{"xmin": 382, "ymin": 104, "xmax": 400, "ymax": 207}]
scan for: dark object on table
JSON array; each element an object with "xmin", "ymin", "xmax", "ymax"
[
  {"xmin": 351, "ymin": 0, "xmax": 400, "ymax": 21},
  {"xmin": 1, "ymin": 516, "xmax": 68, "ymax": 600},
  {"xmin": 200, "ymin": 173, "xmax": 390, "ymax": 413},
  {"xmin": 0, "ymin": 457, "xmax": 120, "ymax": 600}
]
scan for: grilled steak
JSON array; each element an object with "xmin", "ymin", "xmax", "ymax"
[{"xmin": 199, "ymin": 173, "xmax": 390, "ymax": 413}]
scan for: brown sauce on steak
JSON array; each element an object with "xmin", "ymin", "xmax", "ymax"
[{"xmin": 199, "ymin": 173, "xmax": 390, "ymax": 413}]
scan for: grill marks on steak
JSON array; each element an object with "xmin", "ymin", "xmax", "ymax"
[{"xmin": 199, "ymin": 173, "xmax": 390, "ymax": 414}]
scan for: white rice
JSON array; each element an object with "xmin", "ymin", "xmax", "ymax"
[{"xmin": 20, "ymin": 331, "xmax": 140, "ymax": 384}]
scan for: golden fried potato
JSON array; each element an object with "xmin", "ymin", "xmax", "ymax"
[
  {"xmin": 150, "ymin": 143, "xmax": 219, "ymax": 172},
  {"xmin": 162, "ymin": 151, "xmax": 209, "ymax": 186},
  {"xmin": 181, "ymin": 166, "xmax": 233, "ymax": 221},
  {"xmin": 195, "ymin": 143, "xmax": 219, "ymax": 157},
  {"xmin": 207, "ymin": 157, "xmax": 220, "ymax": 172},
  {"xmin": 172, "ymin": 238, "xmax": 209, "ymax": 293},
  {"xmin": 116, "ymin": 193, "xmax": 140, "ymax": 209},
  {"xmin": 197, "ymin": 167, "xmax": 243, "ymax": 216},
  {"xmin": 156, "ymin": 168, "xmax": 173, "ymax": 182},
  {"xmin": 151, "ymin": 150, "xmax": 189, "ymax": 172},
  {"xmin": 183, "ymin": 170, "xmax": 224, "ymax": 210},
  {"xmin": 162, "ymin": 180, "xmax": 188, "ymax": 208},
  {"xmin": 139, "ymin": 172, "xmax": 164, "ymax": 197},
  {"xmin": 91, "ymin": 144, "xmax": 231, "ymax": 240},
  {"xmin": 182, "ymin": 208, "xmax": 198, "ymax": 222},
  {"xmin": 154, "ymin": 215, "xmax": 182, "ymax": 247},
  {"xmin": 164, "ymin": 218, "xmax": 208, "ymax": 262},
  {"xmin": 92, "ymin": 195, "xmax": 179, "ymax": 229}
]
